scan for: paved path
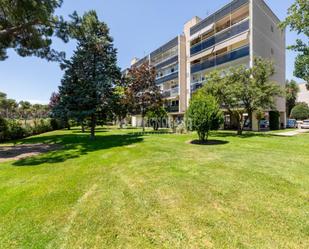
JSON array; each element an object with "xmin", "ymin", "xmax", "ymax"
[{"xmin": 274, "ymin": 129, "xmax": 309, "ymax": 137}]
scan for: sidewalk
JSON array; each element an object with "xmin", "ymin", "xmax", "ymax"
[{"xmin": 274, "ymin": 129, "xmax": 309, "ymax": 137}]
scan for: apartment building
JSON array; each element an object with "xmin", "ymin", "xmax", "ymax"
[{"xmin": 127, "ymin": 0, "xmax": 286, "ymax": 130}]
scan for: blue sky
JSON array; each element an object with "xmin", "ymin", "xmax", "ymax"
[{"xmin": 0, "ymin": 0, "xmax": 305, "ymax": 103}]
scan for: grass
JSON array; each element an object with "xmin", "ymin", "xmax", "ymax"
[{"xmin": 0, "ymin": 127, "xmax": 308, "ymax": 249}]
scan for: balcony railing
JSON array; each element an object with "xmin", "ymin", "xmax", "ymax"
[
  {"xmin": 165, "ymin": 105, "xmax": 179, "ymax": 113},
  {"xmin": 162, "ymin": 86, "xmax": 179, "ymax": 99},
  {"xmin": 191, "ymin": 19, "xmax": 249, "ymax": 56},
  {"xmin": 156, "ymin": 72, "xmax": 178, "ymax": 85},
  {"xmin": 191, "ymin": 45, "xmax": 249, "ymax": 74},
  {"xmin": 171, "ymin": 87, "xmax": 179, "ymax": 97},
  {"xmin": 190, "ymin": 0, "xmax": 249, "ymax": 36},
  {"xmin": 191, "ymin": 82, "xmax": 203, "ymax": 92}
]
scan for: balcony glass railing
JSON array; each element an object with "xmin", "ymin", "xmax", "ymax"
[
  {"xmin": 190, "ymin": 0, "xmax": 249, "ymax": 36},
  {"xmin": 162, "ymin": 86, "xmax": 179, "ymax": 99},
  {"xmin": 171, "ymin": 87, "xmax": 179, "ymax": 97},
  {"xmin": 156, "ymin": 72, "xmax": 178, "ymax": 85},
  {"xmin": 191, "ymin": 45, "xmax": 249, "ymax": 74},
  {"xmin": 165, "ymin": 105, "xmax": 179, "ymax": 113},
  {"xmin": 191, "ymin": 19, "xmax": 249, "ymax": 56}
]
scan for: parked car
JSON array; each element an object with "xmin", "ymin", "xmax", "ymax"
[
  {"xmin": 286, "ymin": 119, "xmax": 297, "ymax": 128},
  {"xmin": 301, "ymin": 120, "xmax": 309, "ymax": 129},
  {"xmin": 260, "ymin": 120, "xmax": 269, "ymax": 129}
]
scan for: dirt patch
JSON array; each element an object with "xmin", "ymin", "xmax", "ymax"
[{"xmin": 0, "ymin": 144, "xmax": 61, "ymax": 163}]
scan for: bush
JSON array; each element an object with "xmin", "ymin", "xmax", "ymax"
[
  {"xmin": 186, "ymin": 92, "xmax": 223, "ymax": 142},
  {"xmin": 6, "ymin": 120, "xmax": 26, "ymax": 140},
  {"xmin": 269, "ymin": 111, "xmax": 280, "ymax": 130},
  {"xmin": 290, "ymin": 102, "xmax": 309, "ymax": 120},
  {"xmin": 0, "ymin": 117, "xmax": 9, "ymax": 141},
  {"xmin": 0, "ymin": 118, "xmax": 64, "ymax": 142}
]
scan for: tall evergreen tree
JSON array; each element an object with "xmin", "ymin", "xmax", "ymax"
[{"xmin": 57, "ymin": 11, "xmax": 120, "ymax": 139}]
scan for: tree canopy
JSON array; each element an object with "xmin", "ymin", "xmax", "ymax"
[
  {"xmin": 126, "ymin": 63, "xmax": 162, "ymax": 132},
  {"xmin": 202, "ymin": 57, "xmax": 283, "ymax": 134},
  {"xmin": 281, "ymin": 0, "xmax": 309, "ymax": 89},
  {"xmin": 56, "ymin": 11, "xmax": 120, "ymax": 139},
  {"xmin": 286, "ymin": 79, "xmax": 300, "ymax": 117},
  {"xmin": 186, "ymin": 92, "xmax": 223, "ymax": 142},
  {"xmin": 0, "ymin": 0, "xmax": 72, "ymax": 61},
  {"xmin": 290, "ymin": 102, "xmax": 309, "ymax": 120}
]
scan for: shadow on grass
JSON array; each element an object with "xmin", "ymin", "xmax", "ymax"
[
  {"xmin": 12, "ymin": 133, "xmax": 143, "ymax": 167},
  {"xmin": 212, "ymin": 131, "xmax": 276, "ymax": 139},
  {"xmin": 190, "ymin": 139, "xmax": 229, "ymax": 145}
]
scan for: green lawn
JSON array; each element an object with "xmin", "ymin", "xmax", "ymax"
[{"xmin": 0, "ymin": 128, "xmax": 308, "ymax": 249}]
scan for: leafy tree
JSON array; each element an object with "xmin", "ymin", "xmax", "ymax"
[
  {"xmin": 49, "ymin": 91, "xmax": 70, "ymax": 130},
  {"xmin": 290, "ymin": 102, "xmax": 309, "ymax": 120},
  {"xmin": 203, "ymin": 57, "xmax": 283, "ymax": 135},
  {"xmin": 127, "ymin": 62, "xmax": 162, "ymax": 132},
  {"xmin": 286, "ymin": 79, "xmax": 300, "ymax": 117},
  {"xmin": 57, "ymin": 11, "xmax": 120, "ymax": 139},
  {"xmin": 112, "ymin": 76, "xmax": 132, "ymax": 129},
  {"xmin": 2, "ymin": 99, "xmax": 18, "ymax": 118},
  {"xmin": 0, "ymin": 0, "xmax": 72, "ymax": 61},
  {"xmin": 18, "ymin": 101, "xmax": 31, "ymax": 125},
  {"xmin": 186, "ymin": 92, "xmax": 223, "ymax": 142},
  {"xmin": 280, "ymin": 0, "xmax": 309, "ymax": 89},
  {"xmin": 146, "ymin": 106, "xmax": 167, "ymax": 131}
]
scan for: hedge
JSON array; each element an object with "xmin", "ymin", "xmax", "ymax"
[{"xmin": 0, "ymin": 118, "xmax": 64, "ymax": 142}]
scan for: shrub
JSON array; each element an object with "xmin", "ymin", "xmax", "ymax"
[
  {"xmin": 0, "ymin": 117, "xmax": 9, "ymax": 141},
  {"xmin": 186, "ymin": 92, "xmax": 223, "ymax": 142},
  {"xmin": 290, "ymin": 102, "xmax": 309, "ymax": 120},
  {"xmin": 7, "ymin": 120, "xmax": 26, "ymax": 140},
  {"xmin": 269, "ymin": 111, "xmax": 280, "ymax": 130}
]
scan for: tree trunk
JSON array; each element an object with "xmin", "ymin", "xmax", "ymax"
[
  {"xmin": 90, "ymin": 114, "xmax": 96, "ymax": 140},
  {"xmin": 237, "ymin": 113, "xmax": 244, "ymax": 135},
  {"xmin": 81, "ymin": 123, "xmax": 85, "ymax": 133},
  {"xmin": 141, "ymin": 115, "xmax": 145, "ymax": 132},
  {"xmin": 119, "ymin": 117, "xmax": 124, "ymax": 129},
  {"xmin": 248, "ymin": 111, "xmax": 253, "ymax": 130}
]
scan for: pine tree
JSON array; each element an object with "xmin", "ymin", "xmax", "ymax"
[{"xmin": 57, "ymin": 11, "xmax": 120, "ymax": 139}]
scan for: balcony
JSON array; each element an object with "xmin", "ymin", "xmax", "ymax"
[
  {"xmin": 191, "ymin": 45, "xmax": 249, "ymax": 74},
  {"xmin": 191, "ymin": 82, "xmax": 203, "ymax": 92},
  {"xmin": 165, "ymin": 105, "xmax": 179, "ymax": 113},
  {"xmin": 190, "ymin": 0, "xmax": 249, "ymax": 36},
  {"xmin": 171, "ymin": 87, "xmax": 179, "ymax": 97},
  {"xmin": 162, "ymin": 87, "xmax": 179, "ymax": 99},
  {"xmin": 191, "ymin": 19, "xmax": 249, "ymax": 56},
  {"xmin": 156, "ymin": 72, "xmax": 178, "ymax": 85}
]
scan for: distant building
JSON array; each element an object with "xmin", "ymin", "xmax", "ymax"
[
  {"xmin": 297, "ymin": 83, "xmax": 309, "ymax": 106},
  {"xmin": 125, "ymin": 0, "xmax": 286, "ymax": 130}
]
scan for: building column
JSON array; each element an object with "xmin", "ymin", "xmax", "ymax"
[
  {"xmin": 252, "ymin": 111, "xmax": 259, "ymax": 131},
  {"xmin": 280, "ymin": 112, "xmax": 286, "ymax": 129}
]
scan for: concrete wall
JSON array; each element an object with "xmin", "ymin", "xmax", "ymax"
[
  {"xmin": 251, "ymin": 0, "xmax": 286, "ymax": 113},
  {"xmin": 178, "ymin": 35, "xmax": 187, "ymax": 113}
]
